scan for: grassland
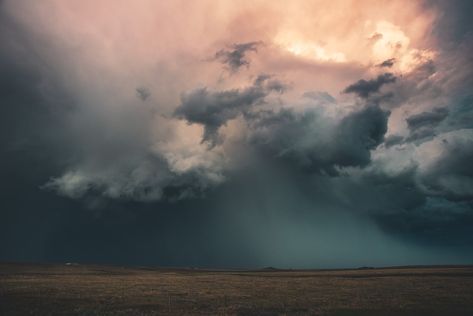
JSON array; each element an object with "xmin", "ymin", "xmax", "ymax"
[{"xmin": 1, "ymin": 263, "xmax": 473, "ymax": 315}]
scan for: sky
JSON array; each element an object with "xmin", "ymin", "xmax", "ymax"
[{"xmin": 1, "ymin": 0, "xmax": 473, "ymax": 269}]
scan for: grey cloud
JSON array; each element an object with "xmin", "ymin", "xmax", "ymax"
[
  {"xmin": 367, "ymin": 128, "xmax": 473, "ymax": 219},
  {"xmin": 427, "ymin": 0, "xmax": 473, "ymax": 44},
  {"xmin": 214, "ymin": 41, "xmax": 262, "ymax": 72},
  {"xmin": 443, "ymin": 96, "xmax": 473, "ymax": 130},
  {"xmin": 336, "ymin": 165, "xmax": 424, "ymax": 216},
  {"xmin": 334, "ymin": 105, "xmax": 390, "ymax": 166},
  {"xmin": 254, "ymin": 74, "xmax": 287, "ymax": 93},
  {"xmin": 377, "ymin": 58, "xmax": 396, "ymax": 68},
  {"xmin": 406, "ymin": 127, "xmax": 438, "ymax": 143},
  {"xmin": 246, "ymin": 105, "xmax": 389, "ymax": 174},
  {"xmin": 45, "ymin": 153, "xmax": 224, "ymax": 202},
  {"xmin": 406, "ymin": 108, "xmax": 449, "ymax": 131},
  {"xmin": 174, "ymin": 75, "xmax": 285, "ymax": 146},
  {"xmin": 418, "ymin": 130, "xmax": 473, "ymax": 201},
  {"xmin": 343, "ymin": 73, "xmax": 397, "ymax": 98},
  {"xmin": 376, "ymin": 61, "xmax": 438, "ymax": 111},
  {"xmin": 402, "ymin": 108, "xmax": 449, "ymax": 143},
  {"xmin": 383, "ymin": 135, "xmax": 404, "ymax": 148}
]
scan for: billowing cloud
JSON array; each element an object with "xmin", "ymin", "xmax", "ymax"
[
  {"xmin": 416, "ymin": 130, "xmax": 473, "ymax": 201},
  {"xmin": 1, "ymin": 0, "xmax": 473, "ymax": 268},
  {"xmin": 214, "ymin": 41, "xmax": 262, "ymax": 72},
  {"xmin": 174, "ymin": 75, "xmax": 285, "ymax": 146},
  {"xmin": 406, "ymin": 108, "xmax": 449, "ymax": 131},
  {"xmin": 343, "ymin": 73, "xmax": 397, "ymax": 98},
  {"xmin": 245, "ymin": 104, "xmax": 389, "ymax": 174},
  {"xmin": 404, "ymin": 107, "xmax": 449, "ymax": 142}
]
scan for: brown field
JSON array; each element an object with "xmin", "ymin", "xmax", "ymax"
[{"xmin": 1, "ymin": 263, "xmax": 473, "ymax": 315}]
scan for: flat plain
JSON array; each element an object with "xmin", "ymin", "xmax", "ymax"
[{"xmin": 1, "ymin": 263, "xmax": 473, "ymax": 315}]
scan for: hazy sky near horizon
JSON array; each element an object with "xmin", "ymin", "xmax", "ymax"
[{"xmin": 1, "ymin": 0, "xmax": 473, "ymax": 268}]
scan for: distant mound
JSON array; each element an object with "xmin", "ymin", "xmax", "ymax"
[{"xmin": 262, "ymin": 266, "xmax": 279, "ymax": 271}]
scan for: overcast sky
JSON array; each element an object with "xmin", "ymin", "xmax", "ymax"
[{"xmin": 1, "ymin": 0, "xmax": 472, "ymax": 268}]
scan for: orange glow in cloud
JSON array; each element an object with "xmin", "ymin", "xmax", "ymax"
[
  {"xmin": 3, "ymin": 0, "xmax": 439, "ymax": 98},
  {"xmin": 271, "ymin": 2, "xmax": 436, "ymax": 73}
]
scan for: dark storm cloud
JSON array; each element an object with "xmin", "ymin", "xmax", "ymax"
[
  {"xmin": 343, "ymin": 73, "xmax": 397, "ymax": 98},
  {"xmin": 418, "ymin": 131, "xmax": 473, "ymax": 201},
  {"xmin": 376, "ymin": 61, "xmax": 438, "ymax": 111},
  {"xmin": 374, "ymin": 199, "xmax": 473, "ymax": 249},
  {"xmin": 383, "ymin": 135, "xmax": 404, "ymax": 148},
  {"xmin": 426, "ymin": 0, "xmax": 473, "ymax": 44},
  {"xmin": 0, "ymin": 4, "xmax": 227, "ymax": 203},
  {"xmin": 0, "ymin": 7, "xmax": 73, "ymax": 166},
  {"xmin": 406, "ymin": 108, "xmax": 449, "ymax": 131},
  {"xmin": 214, "ymin": 41, "xmax": 262, "ymax": 72},
  {"xmin": 443, "ymin": 96, "xmax": 473, "ymax": 130},
  {"xmin": 337, "ymin": 105, "xmax": 389, "ymax": 160},
  {"xmin": 405, "ymin": 127, "xmax": 437, "ymax": 143},
  {"xmin": 403, "ymin": 108, "xmax": 449, "ymax": 143},
  {"xmin": 0, "ymin": 10, "xmax": 239, "ymax": 260},
  {"xmin": 174, "ymin": 75, "xmax": 285, "ymax": 146},
  {"xmin": 0, "ymin": 9, "xmax": 86, "ymax": 263},
  {"xmin": 246, "ymin": 105, "xmax": 389, "ymax": 174},
  {"xmin": 1, "ymin": 0, "xmax": 473, "ymax": 270},
  {"xmin": 377, "ymin": 58, "xmax": 396, "ymax": 68}
]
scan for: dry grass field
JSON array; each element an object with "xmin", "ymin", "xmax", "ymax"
[{"xmin": 1, "ymin": 263, "xmax": 473, "ymax": 315}]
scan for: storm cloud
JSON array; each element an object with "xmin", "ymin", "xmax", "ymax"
[
  {"xmin": 406, "ymin": 108, "xmax": 449, "ymax": 131},
  {"xmin": 343, "ymin": 73, "xmax": 397, "ymax": 98},
  {"xmin": 1, "ymin": 0, "xmax": 473, "ymax": 269},
  {"xmin": 245, "ymin": 104, "xmax": 389, "ymax": 174},
  {"xmin": 174, "ymin": 75, "xmax": 285, "ymax": 146}
]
